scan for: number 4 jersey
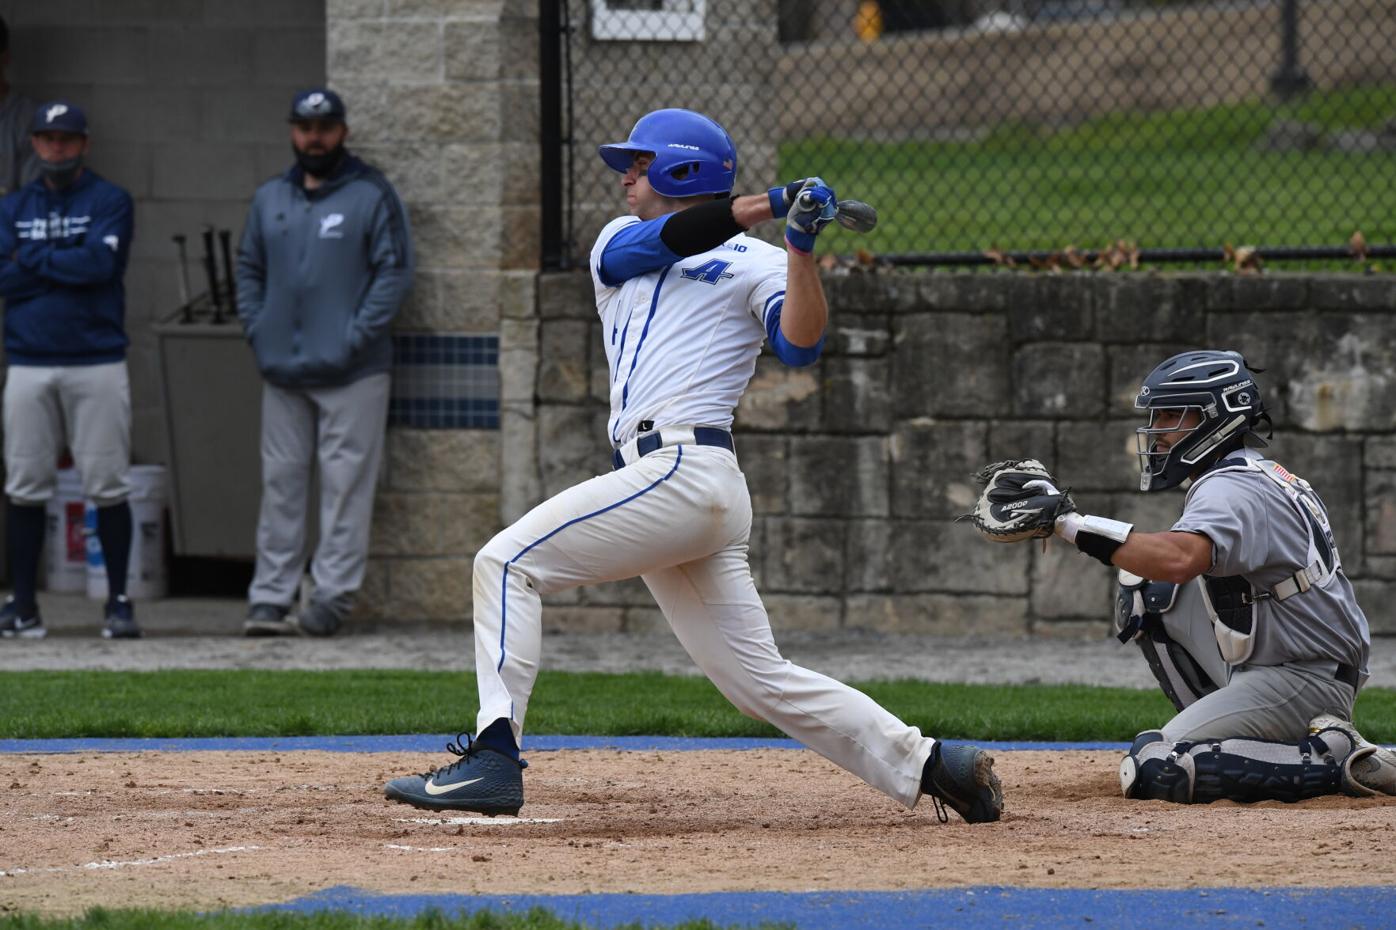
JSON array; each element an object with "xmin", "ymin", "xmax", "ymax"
[{"xmin": 589, "ymin": 216, "xmax": 795, "ymax": 448}]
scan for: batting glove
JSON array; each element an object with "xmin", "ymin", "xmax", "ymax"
[
  {"xmin": 785, "ymin": 178, "xmax": 838, "ymax": 254},
  {"xmin": 766, "ymin": 179, "xmax": 807, "ymax": 219}
]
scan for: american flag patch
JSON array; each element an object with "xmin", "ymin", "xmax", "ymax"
[{"xmin": 1272, "ymin": 463, "xmax": 1296, "ymax": 482}]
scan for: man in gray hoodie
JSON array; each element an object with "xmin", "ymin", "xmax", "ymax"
[{"xmin": 235, "ymin": 88, "xmax": 413, "ymax": 637}]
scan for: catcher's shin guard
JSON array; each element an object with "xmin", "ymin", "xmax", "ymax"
[
  {"xmin": 1119, "ymin": 731, "xmax": 1194, "ymax": 802},
  {"xmin": 1120, "ymin": 727, "xmax": 1357, "ymax": 804}
]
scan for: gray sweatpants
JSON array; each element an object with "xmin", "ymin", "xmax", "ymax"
[{"xmin": 248, "ymin": 373, "xmax": 390, "ymax": 609}]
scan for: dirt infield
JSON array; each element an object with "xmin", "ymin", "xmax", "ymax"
[{"xmin": 2, "ymin": 748, "xmax": 1393, "ymax": 916}]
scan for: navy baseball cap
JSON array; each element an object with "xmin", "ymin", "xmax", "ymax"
[
  {"xmin": 288, "ymin": 88, "xmax": 346, "ymax": 123},
  {"xmin": 31, "ymin": 100, "xmax": 88, "ymax": 135}
]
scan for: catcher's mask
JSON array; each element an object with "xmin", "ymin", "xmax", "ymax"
[{"xmin": 1135, "ymin": 349, "xmax": 1270, "ymax": 492}]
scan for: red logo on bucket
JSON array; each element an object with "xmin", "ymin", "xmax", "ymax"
[{"xmin": 65, "ymin": 502, "xmax": 86, "ymax": 562}]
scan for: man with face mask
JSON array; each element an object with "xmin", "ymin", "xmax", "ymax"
[
  {"xmin": 235, "ymin": 88, "xmax": 414, "ymax": 637},
  {"xmin": 0, "ymin": 101, "xmax": 139, "ymax": 639}
]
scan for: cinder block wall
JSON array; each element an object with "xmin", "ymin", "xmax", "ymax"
[
  {"xmin": 526, "ymin": 270, "xmax": 1396, "ymax": 637},
  {"xmin": 1, "ymin": 0, "xmax": 326, "ymax": 464},
  {"xmin": 327, "ymin": 0, "xmax": 539, "ymax": 622}
]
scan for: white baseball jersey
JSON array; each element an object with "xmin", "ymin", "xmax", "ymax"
[{"xmin": 590, "ymin": 216, "xmax": 786, "ymax": 446}]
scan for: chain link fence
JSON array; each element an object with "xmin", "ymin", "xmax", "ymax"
[{"xmin": 548, "ymin": 0, "xmax": 1396, "ymax": 267}]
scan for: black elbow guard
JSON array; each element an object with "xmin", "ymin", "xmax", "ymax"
[{"xmin": 659, "ymin": 197, "xmax": 745, "ymax": 256}]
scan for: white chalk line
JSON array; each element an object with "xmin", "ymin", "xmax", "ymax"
[
  {"xmin": 396, "ymin": 816, "xmax": 562, "ymax": 826},
  {"xmin": 385, "ymin": 844, "xmax": 458, "ymax": 853},
  {"xmin": 0, "ymin": 845, "xmax": 261, "ymax": 878}
]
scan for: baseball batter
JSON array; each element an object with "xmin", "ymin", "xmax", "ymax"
[
  {"xmin": 386, "ymin": 108, "xmax": 1002, "ymax": 824},
  {"xmin": 964, "ymin": 349, "xmax": 1396, "ymax": 803}
]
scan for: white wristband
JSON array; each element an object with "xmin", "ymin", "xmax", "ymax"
[
  {"xmin": 1055, "ymin": 511, "xmax": 1084, "ymax": 543},
  {"xmin": 1056, "ymin": 512, "xmax": 1133, "ymax": 546}
]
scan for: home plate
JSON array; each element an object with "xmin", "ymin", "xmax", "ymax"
[{"xmin": 397, "ymin": 816, "xmax": 562, "ymax": 826}]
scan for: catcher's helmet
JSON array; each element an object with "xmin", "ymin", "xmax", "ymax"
[
  {"xmin": 598, "ymin": 108, "xmax": 737, "ymax": 198},
  {"xmin": 1135, "ymin": 349, "xmax": 1269, "ymax": 492}
]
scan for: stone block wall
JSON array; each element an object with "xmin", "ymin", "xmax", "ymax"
[{"xmin": 525, "ymin": 270, "xmax": 1396, "ymax": 637}]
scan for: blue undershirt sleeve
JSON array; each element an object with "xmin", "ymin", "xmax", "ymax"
[
  {"xmin": 764, "ymin": 298, "xmax": 824, "ymax": 367},
  {"xmin": 597, "ymin": 216, "xmax": 681, "ymax": 286}
]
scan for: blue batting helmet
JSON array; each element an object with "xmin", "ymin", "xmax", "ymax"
[
  {"xmin": 598, "ymin": 108, "xmax": 737, "ymax": 198},
  {"xmin": 1134, "ymin": 349, "xmax": 1269, "ymax": 492}
]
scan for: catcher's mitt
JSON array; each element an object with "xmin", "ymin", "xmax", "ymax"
[{"xmin": 957, "ymin": 459, "xmax": 1077, "ymax": 543}]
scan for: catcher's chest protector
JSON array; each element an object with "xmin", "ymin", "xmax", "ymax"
[{"xmin": 1187, "ymin": 455, "xmax": 1342, "ymax": 665}]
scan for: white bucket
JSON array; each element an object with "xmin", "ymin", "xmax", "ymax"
[
  {"xmin": 86, "ymin": 465, "xmax": 169, "ymax": 601},
  {"xmin": 42, "ymin": 468, "xmax": 89, "ymax": 593}
]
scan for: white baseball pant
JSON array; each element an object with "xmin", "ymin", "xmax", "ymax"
[
  {"xmin": 3, "ymin": 361, "xmax": 131, "ymax": 505},
  {"xmin": 248, "ymin": 373, "xmax": 390, "ymax": 608},
  {"xmin": 471, "ymin": 437, "xmax": 935, "ymax": 808}
]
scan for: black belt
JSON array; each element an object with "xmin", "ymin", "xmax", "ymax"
[
  {"xmin": 612, "ymin": 427, "xmax": 734, "ymax": 470},
  {"xmin": 1336, "ymin": 662, "xmax": 1359, "ymax": 690}
]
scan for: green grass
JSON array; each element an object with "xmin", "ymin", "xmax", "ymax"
[
  {"xmin": 3, "ymin": 669, "xmax": 1395, "ymax": 742},
  {"xmin": 0, "ymin": 909, "xmax": 788, "ymax": 930},
  {"xmin": 781, "ymin": 85, "xmax": 1396, "ymax": 256}
]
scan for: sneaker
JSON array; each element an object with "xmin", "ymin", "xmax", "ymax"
[
  {"xmin": 294, "ymin": 599, "xmax": 343, "ymax": 637},
  {"xmin": 101, "ymin": 595, "xmax": 142, "ymax": 639},
  {"xmin": 922, "ymin": 742, "xmax": 1003, "ymax": 824},
  {"xmin": 243, "ymin": 603, "xmax": 294, "ymax": 637},
  {"xmin": 0, "ymin": 597, "xmax": 45, "ymax": 639},
  {"xmin": 1310, "ymin": 714, "xmax": 1396, "ymax": 797},
  {"xmin": 385, "ymin": 732, "xmax": 527, "ymax": 815}
]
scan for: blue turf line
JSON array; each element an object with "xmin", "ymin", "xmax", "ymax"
[
  {"xmin": 263, "ymin": 885, "xmax": 1396, "ymax": 928},
  {"xmin": 0, "ymin": 735, "xmax": 1128, "ymax": 754}
]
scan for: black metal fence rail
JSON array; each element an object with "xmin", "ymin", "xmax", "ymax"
[{"xmin": 542, "ymin": 0, "xmax": 1396, "ymax": 268}]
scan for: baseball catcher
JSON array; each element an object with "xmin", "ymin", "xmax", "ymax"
[{"xmin": 962, "ymin": 349, "xmax": 1396, "ymax": 804}]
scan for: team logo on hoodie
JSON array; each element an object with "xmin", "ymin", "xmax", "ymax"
[{"xmin": 319, "ymin": 213, "xmax": 345, "ymax": 239}]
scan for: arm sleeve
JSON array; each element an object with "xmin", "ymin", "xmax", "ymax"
[
  {"xmin": 18, "ymin": 187, "xmax": 133, "ymax": 286},
  {"xmin": 596, "ymin": 215, "xmax": 680, "ymax": 286},
  {"xmin": 0, "ymin": 196, "xmax": 49, "ymax": 300},
  {"xmin": 657, "ymin": 197, "xmax": 745, "ymax": 255},
  {"xmin": 348, "ymin": 182, "xmax": 415, "ymax": 353},
  {"xmin": 234, "ymin": 201, "xmax": 267, "ymax": 334},
  {"xmin": 1172, "ymin": 475, "xmax": 1271, "ymax": 576}
]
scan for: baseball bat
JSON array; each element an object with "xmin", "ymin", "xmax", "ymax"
[
  {"xmin": 172, "ymin": 234, "xmax": 192, "ymax": 322},
  {"xmin": 200, "ymin": 225, "xmax": 222, "ymax": 322},
  {"xmin": 217, "ymin": 228, "xmax": 236, "ymax": 314},
  {"xmin": 835, "ymin": 199, "xmax": 878, "ymax": 234}
]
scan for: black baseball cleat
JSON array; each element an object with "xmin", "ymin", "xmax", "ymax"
[
  {"xmin": 102, "ymin": 595, "xmax": 142, "ymax": 639},
  {"xmin": 385, "ymin": 732, "xmax": 527, "ymax": 815},
  {"xmin": 922, "ymin": 742, "xmax": 1003, "ymax": 824},
  {"xmin": 0, "ymin": 597, "xmax": 45, "ymax": 639}
]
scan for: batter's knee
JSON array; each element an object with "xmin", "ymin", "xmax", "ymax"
[
  {"xmin": 473, "ymin": 533, "xmax": 513, "ymax": 580},
  {"xmin": 1118, "ymin": 730, "xmax": 1195, "ymax": 803}
]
